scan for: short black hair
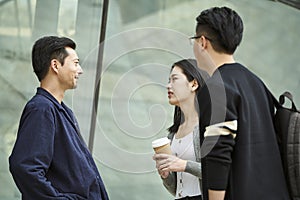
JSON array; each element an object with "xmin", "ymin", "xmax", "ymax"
[
  {"xmin": 31, "ymin": 36, "xmax": 76, "ymax": 81},
  {"xmin": 195, "ymin": 6, "xmax": 243, "ymax": 54}
]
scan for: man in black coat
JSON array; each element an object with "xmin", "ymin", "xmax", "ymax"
[{"xmin": 191, "ymin": 6, "xmax": 290, "ymax": 200}]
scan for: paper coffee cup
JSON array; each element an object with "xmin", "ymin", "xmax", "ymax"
[{"xmin": 152, "ymin": 137, "xmax": 172, "ymax": 154}]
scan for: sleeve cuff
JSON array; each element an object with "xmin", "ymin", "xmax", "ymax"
[
  {"xmin": 206, "ymin": 160, "xmax": 230, "ymax": 190},
  {"xmin": 185, "ymin": 160, "xmax": 202, "ymax": 178}
]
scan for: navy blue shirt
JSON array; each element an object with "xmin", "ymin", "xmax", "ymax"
[{"xmin": 9, "ymin": 88, "xmax": 109, "ymax": 200}]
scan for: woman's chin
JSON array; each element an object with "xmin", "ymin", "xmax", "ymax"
[{"xmin": 168, "ymin": 100, "xmax": 178, "ymax": 106}]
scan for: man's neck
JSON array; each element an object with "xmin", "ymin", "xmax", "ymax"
[
  {"xmin": 40, "ymin": 82, "xmax": 65, "ymax": 104},
  {"xmin": 207, "ymin": 51, "xmax": 235, "ymax": 76}
]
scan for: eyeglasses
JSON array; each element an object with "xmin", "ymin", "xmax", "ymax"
[{"xmin": 189, "ymin": 35, "xmax": 213, "ymax": 45}]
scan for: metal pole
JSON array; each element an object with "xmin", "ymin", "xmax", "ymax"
[{"xmin": 88, "ymin": 0, "xmax": 109, "ymax": 153}]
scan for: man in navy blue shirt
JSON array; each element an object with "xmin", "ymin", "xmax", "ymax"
[{"xmin": 9, "ymin": 36, "xmax": 109, "ymax": 200}]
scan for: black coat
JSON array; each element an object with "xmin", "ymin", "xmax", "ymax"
[{"xmin": 197, "ymin": 63, "xmax": 290, "ymax": 200}]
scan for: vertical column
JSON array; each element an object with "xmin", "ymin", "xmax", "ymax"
[{"xmin": 73, "ymin": 1, "xmax": 103, "ymax": 144}]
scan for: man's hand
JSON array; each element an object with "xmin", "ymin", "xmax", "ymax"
[{"xmin": 208, "ymin": 189, "xmax": 226, "ymax": 200}]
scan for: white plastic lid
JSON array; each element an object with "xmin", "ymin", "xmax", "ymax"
[{"xmin": 152, "ymin": 137, "xmax": 170, "ymax": 148}]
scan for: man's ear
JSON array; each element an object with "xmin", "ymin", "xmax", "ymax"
[
  {"xmin": 50, "ymin": 59, "xmax": 59, "ymax": 73},
  {"xmin": 200, "ymin": 36, "xmax": 208, "ymax": 50}
]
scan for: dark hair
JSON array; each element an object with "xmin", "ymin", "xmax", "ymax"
[
  {"xmin": 32, "ymin": 36, "xmax": 76, "ymax": 81},
  {"xmin": 167, "ymin": 59, "xmax": 207, "ymax": 134},
  {"xmin": 195, "ymin": 6, "xmax": 243, "ymax": 54}
]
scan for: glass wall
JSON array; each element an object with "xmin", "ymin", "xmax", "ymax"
[{"xmin": 1, "ymin": 0, "xmax": 299, "ymax": 199}]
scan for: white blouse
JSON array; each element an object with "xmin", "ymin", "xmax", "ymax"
[{"xmin": 171, "ymin": 132, "xmax": 201, "ymax": 199}]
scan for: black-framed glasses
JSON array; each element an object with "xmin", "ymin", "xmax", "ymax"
[{"xmin": 189, "ymin": 35, "xmax": 213, "ymax": 45}]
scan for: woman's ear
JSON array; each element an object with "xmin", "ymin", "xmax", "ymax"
[{"xmin": 191, "ymin": 79, "xmax": 199, "ymax": 92}]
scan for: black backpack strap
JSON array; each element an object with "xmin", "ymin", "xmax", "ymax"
[
  {"xmin": 267, "ymin": 88, "xmax": 298, "ymax": 111},
  {"xmin": 267, "ymin": 88, "xmax": 281, "ymax": 109},
  {"xmin": 279, "ymin": 91, "xmax": 298, "ymax": 111},
  {"xmin": 271, "ymin": 93, "xmax": 281, "ymax": 108}
]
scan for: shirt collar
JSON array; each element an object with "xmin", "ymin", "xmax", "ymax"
[{"xmin": 36, "ymin": 87, "xmax": 64, "ymax": 110}]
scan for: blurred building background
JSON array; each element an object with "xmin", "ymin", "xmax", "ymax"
[{"xmin": 0, "ymin": 0, "xmax": 299, "ymax": 199}]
